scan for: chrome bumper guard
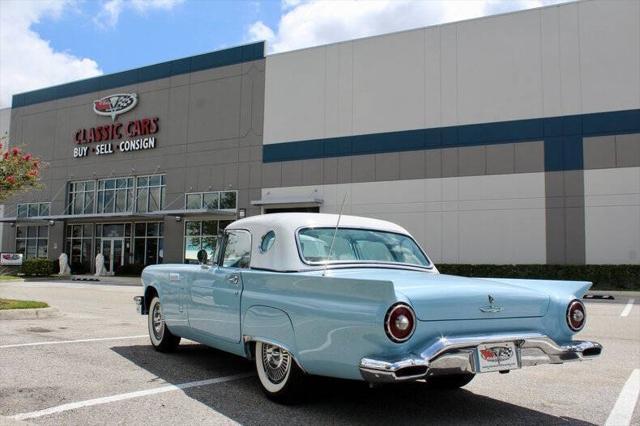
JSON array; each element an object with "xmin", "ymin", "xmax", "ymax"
[{"xmin": 359, "ymin": 333, "xmax": 602, "ymax": 383}]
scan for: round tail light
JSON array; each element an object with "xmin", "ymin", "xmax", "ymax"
[
  {"xmin": 385, "ymin": 303, "xmax": 416, "ymax": 343},
  {"xmin": 567, "ymin": 299, "xmax": 586, "ymax": 331}
]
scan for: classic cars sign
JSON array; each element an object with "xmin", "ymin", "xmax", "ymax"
[
  {"xmin": 93, "ymin": 93, "xmax": 138, "ymax": 121},
  {"xmin": 73, "ymin": 93, "xmax": 159, "ymax": 159}
]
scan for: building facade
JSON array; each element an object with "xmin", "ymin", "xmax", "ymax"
[
  {"xmin": 2, "ymin": 44, "xmax": 265, "ymax": 273},
  {"xmin": 0, "ymin": 107, "xmax": 10, "ymax": 251},
  {"xmin": 1, "ymin": 0, "xmax": 639, "ymax": 271}
]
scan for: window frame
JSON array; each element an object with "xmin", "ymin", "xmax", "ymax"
[
  {"xmin": 182, "ymin": 219, "xmax": 224, "ymax": 264},
  {"xmin": 135, "ymin": 174, "xmax": 166, "ymax": 213},
  {"xmin": 295, "ymin": 226, "xmax": 434, "ymax": 270},
  {"xmin": 15, "ymin": 225, "xmax": 49, "ymax": 259},
  {"xmin": 259, "ymin": 230, "xmax": 276, "ymax": 253},
  {"xmin": 219, "ymin": 229, "xmax": 252, "ymax": 269},
  {"xmin": 67, "ymin": 180, "xmax": 96, "ymax": 215},
  {"xmin": 184, "ymin": 190, "xmax": 238, "ymax": 211},
  {"xmin": 16, "ymin": 202, "xmax": 51, "ymax": 218}
]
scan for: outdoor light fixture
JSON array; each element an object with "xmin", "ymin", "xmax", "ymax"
[
  {"xmin": 175, "ymin": 216, "xmax": 182, "ymax": 222},
  {"xmin": 238, "ymin": 208, "xmax": 246, "ymax": 219},
  {"xmin": 48, "ymin": 220, "xmax": 55, "ymax": 226}
]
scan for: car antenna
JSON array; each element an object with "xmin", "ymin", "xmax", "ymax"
[{"xmin": 323, "ymin": 193, "xmax": 348, "ymax": 277}]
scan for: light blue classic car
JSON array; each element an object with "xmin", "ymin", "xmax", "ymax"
[{"xmin": 135, "ymin": 213, "xmax": 602, "ymax": 403}]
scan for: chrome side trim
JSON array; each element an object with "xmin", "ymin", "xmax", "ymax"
[{"xmin": 359, "ymin": 333, "xmax": 602, "ymax": 383}]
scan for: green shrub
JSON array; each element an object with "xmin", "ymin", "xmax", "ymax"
[
  {"xmin": 20, "ymin": 259, "xmax": 56, "ymax": 277},
  {"xmin": 437, "ymin": 264, "xmax": 640, "ymax": 291}
]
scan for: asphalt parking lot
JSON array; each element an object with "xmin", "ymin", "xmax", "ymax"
[{"xmin": 1, "ymin": 280, "xmax": 638, "ymax": 425}]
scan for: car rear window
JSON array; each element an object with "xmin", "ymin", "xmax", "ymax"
[{"xmin": 297, "ymin": 228, "xmax": 430, "ymax": 267}]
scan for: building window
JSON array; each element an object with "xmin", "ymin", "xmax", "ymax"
[
  {"xmin": 16, "ymin": 225, "xmax": 48, "ymax": 259},
  {"xmin": 185, "ymin": 190, "xmax": 237, "ymax": 211},
  {"xmin": 16, "ymin": 202, "xmax": 50, "ymax": 218},
  {"xmin": 136, "ymin": 175, "xmax": 165, "ymax": 213},
  {"xmin": 68, "ymin": 181, "xmax": 95, "ymax": 215},
  {"xmin": 65, "ymin": 224, "xmax": 93, "ymax": 273},
  {"xmin": 183, "ymin": 219, "xmax": 232, "ymax": 263},
  {"xmin": 134, "ymin": 222, "xmax": 164, "ymax": 267},
  {"xmin": 97, "ymin": 177, "xmax": 134, "ymax": 214},
  {"xmin": 185, "ymin": 193, "xmax": 202, "ymax": 210}
]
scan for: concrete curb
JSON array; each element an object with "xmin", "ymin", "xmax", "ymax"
[
  {"xmin": 588, "ymin": 290, "xmax": 640, "ymax": 298},
  {"xmin": 0, "ymin": 307, "xmax": 59, "ymax": 320}
]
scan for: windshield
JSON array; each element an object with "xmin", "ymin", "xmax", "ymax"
[{"xmin": 297, "ymin": 227, "xmax": 431, "ymax": 268}]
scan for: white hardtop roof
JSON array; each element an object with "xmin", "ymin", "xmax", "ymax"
[
  {"xmin": 226, "ymin": 213, "xmax": 415, "ymax": 271},
  {"xmin": 227, "ymin": 213, "xmax": 410, "ymax": 235}
]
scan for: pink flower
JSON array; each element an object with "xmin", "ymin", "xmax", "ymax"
[
  {"xmin": 11, "ymin": 147, "xmax": 20, "ymax": 156},
  {"xmin": 6, "ymin": 175, "xmax": 16, "ymax": 184},
  {"xmin": 23, "ymin": 154, "xmax": 32, "ymax": 161}
]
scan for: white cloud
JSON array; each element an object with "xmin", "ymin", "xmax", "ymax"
[
  {"xmin": 249, "ymin": 0, "xmax": 573, "ymax": 53},
  {"xmin": 248, "ymin": 21, "xmax": 276, "ymax": 44},
  {"xmin": 0, "ymin": 0, "xmax": 103, "ymax": 108},
  {"xmin": 94, "ymin": 0, "xmax": 184, "ymax": 29}
]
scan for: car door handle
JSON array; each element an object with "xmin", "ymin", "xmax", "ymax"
[{"xmin": 227, "ymin": 274, "xmax": 240, "ymax": 285}]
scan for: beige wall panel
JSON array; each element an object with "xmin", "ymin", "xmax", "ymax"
[
  {"xmin": 585, "ymin": 167, "xmax": 640, "ymax": 264},
  {"xmin": 264, "ymin": 172, "xmax": 546, "ymax": 264},
  {"xmin": 352, "ymin": 30, "xmax": 426, "ymax": 135},
  {"xmin": 456, "ymin": 10, "xmax": 543, "ymax": 124},
  {"xmin": 263, "ymin": 48, "xmax": 326, "ymax": 144},
  {"xmin": 579, "ymin": 0, "xmax": 640, "ymax": 113}
]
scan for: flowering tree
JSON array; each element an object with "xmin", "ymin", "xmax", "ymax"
[{"xmin": 0, "ymin": 142, "xmax": 43, "ymax": 202}]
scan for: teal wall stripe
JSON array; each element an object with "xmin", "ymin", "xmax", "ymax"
[
  {"xmin": 12, "ymin": 42, "xmax": 265, "ymax": 108},
  {"xmin": 263, "ymin": 108, "xmax": 640, "ymax": 172}
]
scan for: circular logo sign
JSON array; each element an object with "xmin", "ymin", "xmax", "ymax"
[{"xmin": 93, "ymin": 93, "xmax": 138, "ymax": 121}]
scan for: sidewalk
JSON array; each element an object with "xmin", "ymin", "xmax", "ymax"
[{"xmin": 69, "ymin": 275, "xmax": 141, "ymax": 286}]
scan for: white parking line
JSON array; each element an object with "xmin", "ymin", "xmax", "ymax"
[
  {"xmin": 11, "ymin": 372, "xmax": 254, "ymax": 421},
  {"xmin": 605, "ymin": 369, "xmax": 640, "ymax": 426},
  {"xmin": 0, "ymin": 335, "xmax": 147, "ymax": 349},
  {"xmin": 621, "ymin": 299, "xmax": 635, "ymax": 317}
]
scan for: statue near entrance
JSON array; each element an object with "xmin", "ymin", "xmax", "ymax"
[
  {"xmin": 58, "ymin": 253, "xmax": 71, "ymax": 276},
  {"xmin": 95, "ymin": 252, "xmax": 106, "ymax": 277}
]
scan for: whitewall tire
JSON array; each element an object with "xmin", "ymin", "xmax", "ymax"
[
  {"xmin": 148, "ymin": 296, "xmax": 180, "ymax": 352},
  {"xmin": 255, "ymin": 341, "xmax": 304, "ymax": 403}
]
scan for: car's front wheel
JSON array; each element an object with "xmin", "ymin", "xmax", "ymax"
[
  {"xmin": 255, "ymin": 341, "xmax": 304, "ymax": 403},
  {"xmin": 148, "ymin": 296, "xmax": 180, "ymax": 352},
  {"xmin": 424, "ymin": 373, "xmax": 475, "ymax": 389}
]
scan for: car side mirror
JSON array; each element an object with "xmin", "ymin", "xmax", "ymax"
[{"xmin": 197, "ymin": 249, "xmax": 208, "ymax": 265}]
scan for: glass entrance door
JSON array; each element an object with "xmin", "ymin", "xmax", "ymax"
[{"xmin": 101, "ymin": 238, "xmax": 124, "ymax": 275}]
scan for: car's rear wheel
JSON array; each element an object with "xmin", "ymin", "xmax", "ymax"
[
  {"xmin": 148, "ymin": 296, "xmax": 180, "ymax": 352},
  {"xmin": 424, "ymin": 373, "xmax": 475, "ymax": 389},
  {"xmin": 255, "ymin": 341, "xmax": 304, "ymax": 403}
]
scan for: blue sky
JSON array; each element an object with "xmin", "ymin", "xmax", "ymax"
[
  {"xmin": 32, "ymin": 1, "xmax": 282, "ymax": 73},
  {"xmin": 0, "ymin": 0, "xmax": 572, "ymax": 108}
]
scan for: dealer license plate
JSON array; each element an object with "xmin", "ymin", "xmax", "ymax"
[{"xmin": 476, "ymin": 342, "xmax": 520, "ymax": 373}]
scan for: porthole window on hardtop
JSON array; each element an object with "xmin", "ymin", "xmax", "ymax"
[{"xmin": 260, "ymin": 231, "xmax": 276, "ymax": 253}]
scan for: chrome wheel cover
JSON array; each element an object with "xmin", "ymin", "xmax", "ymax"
[
  {"xmin": 151, "ymin": 301, "xmax": 164, "ymax": 341},
  {"xmin": 261, "ymin": 343, "xmax": 291, "ymax": 384}
]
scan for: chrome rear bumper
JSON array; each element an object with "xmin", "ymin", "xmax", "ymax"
[{"xmin": 359, "ymin": 333, "xmax": 602, "ymax": 383}]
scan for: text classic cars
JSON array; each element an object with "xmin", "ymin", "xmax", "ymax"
[{"xmin": 135, "ymin": 213, "xmax": 602, "ymax": 403}]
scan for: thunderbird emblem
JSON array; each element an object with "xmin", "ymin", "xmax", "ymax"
[
  {"xmin": 480, "ymin": 294, "xmax": 503, "ymax": 313},
  {"xmin": 93, "ymin": 93, "xmax": 138, "ymax": 121}
]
